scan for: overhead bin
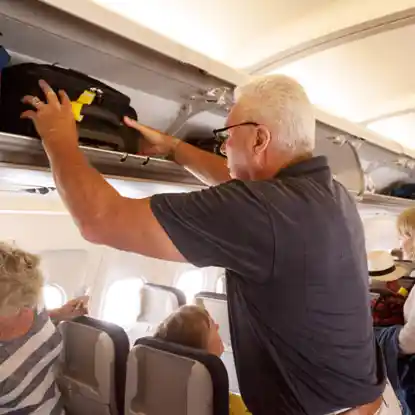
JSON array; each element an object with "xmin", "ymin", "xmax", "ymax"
[
  {"xmin": 0, "ymin": 132, "xmax": 201, "ymax": 186},
  {"xmin": 1, "ymin": 0, "xmax": 415, "ymax": 210},
  {"xmin": 315, "ymin": 121, "xmax": 365, "ymax": 194},
  {"xmin": 0, "ymin": 133, "xmax": 201, "ymax": 197},
  {"xmin": 352, "ymin": 192, "xmax": 415, "ymax": 216}
]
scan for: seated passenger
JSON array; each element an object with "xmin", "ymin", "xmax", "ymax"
[
  {"xmin": 154, "ymin": 304, "xmax": 250, "ymax": 415},
  {"xmin": 369, "ymin": 250, "xmax": 408, "ymax": 327},
  {"xmin": 396, "ymin": 208, "xmax": 415, "ymax": 354},
  {"xmin": 369, "ymin": 250, "xmax": 413, "ymax": 414},
  {"xmin": 0, "ymin": 242, "xmax": 88, "ymax": 414}
]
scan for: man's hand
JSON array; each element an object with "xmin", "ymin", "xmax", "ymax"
[
  {"xmin": 49, "ymin": 295, "xmax": 89, "ymax": 324},
  {"xmin": 124, "ymin": 116, "xmax": 179, "ymax": 157},
  {"xmin": 124, "ymin": 116, "xmax": 231, "ymax": 186},
  {"xmin": 61, "ymin": 295, "xmax": 89, "ymax": 316},
  {"xmin": 21, "ymin": 80, "xmax": 78, "ymax": 151}
]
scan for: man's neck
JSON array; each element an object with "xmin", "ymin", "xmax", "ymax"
[{"xmin": 253, "ymin": 152, "xmax": 313, "ymax": 180}]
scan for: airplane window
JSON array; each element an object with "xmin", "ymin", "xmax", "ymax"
[
  {"xmin": 43, "ymin": 284, "xmax": 66, "ymax": 309},
  {"xmin": 102, "ymin": 278, "xmax": 144, "ymax": 328},
  {"xmin": 176, "ymin": 269, "xmax": 204, "ymax": 303},
  {"xmin": 216, "ymin": 275, "xmax": 226, "ymax": 294}
]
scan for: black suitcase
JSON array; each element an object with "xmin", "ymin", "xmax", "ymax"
[{"xmin": 0, "ymin": 63, "xmax": 141, "ymax": 153}]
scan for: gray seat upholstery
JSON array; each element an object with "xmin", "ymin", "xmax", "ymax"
[
  {"xmin": 146, "ymin": 283, "xmax": 186, "ymax": 307},
  {"xmin": 126, "ymin": 283, "xmax": 185, "ymax": 346},
  {"xmin": 125, "ymin": 336, "xmax": 229, "ymax": 415},
  {"xmin": 195, "ymin": 292, "xmax": 239, "ymax": 394},
  {"xmin": 58, "ymin": 316, "xmax": 129, "ymax": 415}
]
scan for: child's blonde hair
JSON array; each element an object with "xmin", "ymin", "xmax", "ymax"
[
  {"xmin": 154, "ymin": 305, "xmax": 211, "ymax": 350},
  {"xmin": 397, "ymin": 208, "xmax": 415, "ymax": 239}
]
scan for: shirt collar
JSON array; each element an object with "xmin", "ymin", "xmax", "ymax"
[{"xmin": 276, "ymin": 156, "xmax": 329, "ymax": 178}]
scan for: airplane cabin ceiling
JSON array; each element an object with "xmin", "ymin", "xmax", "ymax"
[
  {"xmin": 1, "ymin": 0, "xmax": 415, "ymax": 212},
  {"xmin": 89, "ymin": 0, "xmax": 415, "ymax": 153},
  {"xmin": 272, "ymin": 24, "xmax": 415, "ymax": 149},
  {"xmin": 92, "ymin": 0, "xmax": 334, "ymax": 64}
]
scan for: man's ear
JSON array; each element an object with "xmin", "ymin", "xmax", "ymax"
[{"xmin": 253, "ymin": 126, "xmax": 271, "ymax": 155}]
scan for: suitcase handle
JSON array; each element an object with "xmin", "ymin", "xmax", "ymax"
[
  {"xmin": 80, "ymin": 105, "xmax": 123, "ymax": 127},
  {"xmin": 49, "ymin": 64, "xmax": 125, "ymax": 98}
]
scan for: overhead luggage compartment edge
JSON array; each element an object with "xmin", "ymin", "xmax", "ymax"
[
  {"xmin": 0, "ymin": 132, "xmax": 203, "ymax": 188},
  {"xmin": 33, "ymin": 0, "xmax": 415, "ymax": 159},
  {"xmin": 0, "ymin": 0, "xmax": 414, "ymax": 210}
]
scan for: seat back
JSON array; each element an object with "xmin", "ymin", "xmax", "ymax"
[
  {"xmin": 126, "ymin": 283, "xmax": 185, "ymax": 346},
  {"xmin": 195, "ymin": 292, "xmax": 239, "ymax": 393},
  {"xmin": 125, "ymin": 336, "xmax": 229, "ymax": 415},
  {"xmin": 58, "ymin": 316, "xmax": 129, "ymax": 415},
  {"xmin": 146, "ymin": 283, "xmax": 187, "ymax": 307}
]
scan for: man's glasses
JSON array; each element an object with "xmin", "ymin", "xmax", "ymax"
[{"xmin": 212, "ymin": 122, "xmax": 259, "ymax": 156}]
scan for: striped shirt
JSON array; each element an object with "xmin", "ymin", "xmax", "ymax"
[{"xmin": 0, "ymin": 308, "xmax": 64, "ymax": 414}]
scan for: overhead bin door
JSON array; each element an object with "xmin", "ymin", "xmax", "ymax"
[{"xmin": 315, "ymin": 122, "xmax": 365, "ymax": 194}]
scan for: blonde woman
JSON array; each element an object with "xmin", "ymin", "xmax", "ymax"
[
  {"xmin": 396, "ymin": 207, "xmax": 415, "ymax": 355},
  {"xmin": 0, "ymin": 242, "xmax": 88, "ymax": 414}
]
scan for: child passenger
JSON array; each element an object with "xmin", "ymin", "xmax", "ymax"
[{"xmin": 153, "ymin": 305, "xmax": 250, "ymax": 415}]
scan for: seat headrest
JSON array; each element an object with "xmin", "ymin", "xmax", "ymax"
[
  {"xmin": 60, "ymin": 316, "xmax": 129, "ymax": 414},
  {"xmin": 128, "ymin": 336, "xmax": 229, "ymax": 415},
  {"xmin": 146, "ymin": 283, "xmax": 186, "ymax": 306},
  {"xmin": 194, "ymin": 292, "xmax": 230, "ymax": 347},
  {"xmin": 138, "ymin": 284, "xmax": 184, "ymax": 324},
  {"xmin": 195, "ymin": 292, "xmax": 227, "ymax": 301}
]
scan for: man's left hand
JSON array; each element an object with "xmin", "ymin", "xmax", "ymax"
[{"xmin": 21, "ymin": 80, "xmax": 78, "ymax": 150}]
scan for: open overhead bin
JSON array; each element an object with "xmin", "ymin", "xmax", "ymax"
[{"xmin": 0, "ymin": 0, "xmax": 414, "ymax": 211}]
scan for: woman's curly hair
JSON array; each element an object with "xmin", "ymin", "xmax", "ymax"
[{"xmin": 0, "ymin": 243, "xmax": 43, "ymax": 316}]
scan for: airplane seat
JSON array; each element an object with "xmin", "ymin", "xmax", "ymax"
[
  {"xmin": 125, "ymin": 336, "xmax": 229, "ymax": 415},
  {"xmin": 58, "ymin": 316, "xmax": 130, "ymax": 415},
  {"xmin": 146, "ymin": 283, "xmax": 187, "ymax": 306},
  {"xmin": 126, "ymin": 283, "xmax": 185, "ymax": 346},
  {"xmin": 195, "ymin": 292, "xmax": 239, "ymax": 394}
]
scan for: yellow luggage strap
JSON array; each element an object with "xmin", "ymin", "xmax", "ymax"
[{"xmin": 71, "ymin": 90, "xmax": 96, "ymax": 122}]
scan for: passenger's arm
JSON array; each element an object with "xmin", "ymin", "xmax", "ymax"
[
  {"xmin": 47, "ymin": 143, "xmax": 186, "ymax": 261},
  {"xmin": 399, "ymin": 289, "xmax": 415, "ymax": 354},
  {"xmin": 398, "ymin": 322, "xmax": 415, "ymax": 354},
  {"xmin": 172, "ymin": 139, "xmax": 231, "ymax": 187},
  {"xmin": 123, "ymin": 118, "xmax": 231, "ymax": 186},
  {"xmin": 49, "ymin": 140, "xmax": 272, "ymax": 271},
  {"xmin": 21, "ymin": 81, "xmax": 273, "ymax": 274},
  {"xmin": 48, "ymin": 296, "xmax": 89, "ymax": 325}
]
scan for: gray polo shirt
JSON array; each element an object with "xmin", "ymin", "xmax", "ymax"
[{"xmin": 151, "ymin": 156, "xmax": 384, "ymax": 415}]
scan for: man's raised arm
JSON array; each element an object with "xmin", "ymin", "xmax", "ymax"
[{"xmin": 124, "ymin": 118, "xmax": 231, "ymax": 187}]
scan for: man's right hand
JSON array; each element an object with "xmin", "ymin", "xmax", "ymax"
[
  {"xmin": 124, "ymin": 116, "xmax": 231, "ymax": 186},
  {"xmin": 124, "ymin": 116, "xmax": 179, "ymax": 157}
]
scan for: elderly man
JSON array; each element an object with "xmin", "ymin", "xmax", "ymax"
[{"xmin": 22, "ymin": 75, "xmax": 385, "ymax": 414}]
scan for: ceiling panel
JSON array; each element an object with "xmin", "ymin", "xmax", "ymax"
[
  {"xmin": 92, "ymin": 0, "xmax": 333, "ymax": 63},
  {"xmin": 368, "ymin": 113, "xmax": 415, "ymax": 149},
  {"xmin": 269, "ymin": 24, "xmax": 415, "ymax": 149}
]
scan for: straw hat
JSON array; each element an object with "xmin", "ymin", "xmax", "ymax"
[{"xmin": 367, "ymin": 250, "xmax": 407, "ymax": 282}]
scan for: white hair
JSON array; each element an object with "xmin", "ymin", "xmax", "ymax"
[{"xmin": 234, "ymin": 75, "xmax": 315, "ymax": 154}]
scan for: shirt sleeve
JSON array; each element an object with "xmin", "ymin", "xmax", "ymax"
[{"xmin": 150, "ymin": 180, "xmax": 274, "ymax": 282}]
